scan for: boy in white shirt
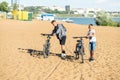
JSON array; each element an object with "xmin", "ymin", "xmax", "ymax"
[{"xmin": 86, "ymin": 24, "xmax": 96, "ymax": 62}]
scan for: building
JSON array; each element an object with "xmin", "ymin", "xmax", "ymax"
[
  {"xmin": 0, "ymin": 11, "xmax": 6, "ymax": 20},
  {"xmin": 11, "ymin": 0, "xmax": 13, "ymax": 6},
  {"xmin": 65, "ymin": 5, "xmax": 70, "ymax": 12},
  {"xmin": 72, "ymin": 8, "xmax": 102, "ymax": 17},
  {"xmin": 106, "ymin": 11, "xmax": 120, "ymax": 16},
  {"xmin": 41, "ymin": 14, "xmax": 54, "ymax": 21},
  {"xmin": 72, "ymin": 8, "xmax": 85, "ymax": 15},
  {"xmin": 14, "ymin": 4, "xmax": 24, "ymax": 11}
]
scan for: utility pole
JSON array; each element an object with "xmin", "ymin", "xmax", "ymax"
[
  {"xmin": 15, "ymin": 0, "xmax": 17, "ymax": 3},
  {"xmin": 11, "ymin": 0, "xmax": 13, "ymax": 7}
]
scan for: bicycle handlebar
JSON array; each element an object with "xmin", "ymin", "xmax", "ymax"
[
  {"xmin": 73, "ymin": 36, "xmax": 88, "ymax": 39},
  {"xmin": 41, "ymin": 33, "xmax": 52, "ymax": 36}
]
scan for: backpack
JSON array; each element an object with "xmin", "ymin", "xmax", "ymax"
[
  {"xmin": 57, "ymin": 24, "xmax": 67, "ymax": 40},
  {"xmin": 61, "ymin": 24, "xmax": 67, "ymax": 32}
]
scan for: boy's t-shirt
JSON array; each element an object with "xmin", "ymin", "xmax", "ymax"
[
  {"xmin": 88, "ymin": 29, "xmax": 96, "ymax": 42},
  {"xmin": 51, "ymin": 24, "xmax": 66, "ymax": 40}
]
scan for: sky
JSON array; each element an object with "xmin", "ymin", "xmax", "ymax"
[{"xmin": 0, "ymin": 0, "xmax": 120, "ymax": 11}]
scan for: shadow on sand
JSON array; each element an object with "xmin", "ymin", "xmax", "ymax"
[{"xmin": 18, "ymin": 48, "xmax": 75, "ymax": 62}]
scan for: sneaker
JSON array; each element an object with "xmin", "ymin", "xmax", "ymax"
[
  {"xmin": 61, "ymin": 53, "xmax": 66, "ymax": 60},
  {"xmin": 89, "ymin": 57, "xmax": 94, "ymax": 62}
]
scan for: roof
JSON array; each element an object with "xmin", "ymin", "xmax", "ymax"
[{"xmin": 41, "ymin": 14, "xmax": 54, "ymax": 16}]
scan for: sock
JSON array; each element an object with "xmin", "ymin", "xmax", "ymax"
[{"xmin": 62, "ymin": 50, "xmax": 66, "ymax": 53}]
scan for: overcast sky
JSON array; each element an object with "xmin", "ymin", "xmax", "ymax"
[{"xmin": 0, "ymin": 0, "xmax": 120, "ymax": 11}]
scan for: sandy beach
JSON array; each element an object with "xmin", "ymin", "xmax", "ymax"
[{"xmin": 0, "ymin": 19, "xmax": 120, "ymax": 80}]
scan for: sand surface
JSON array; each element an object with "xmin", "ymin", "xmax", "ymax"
[{"xmin": 0, "ymin": 19, "xmax": 120, "ymax": 80}]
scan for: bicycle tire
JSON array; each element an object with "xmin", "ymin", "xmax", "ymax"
[
  {"xmin": 43, "ymin": 42, "xmax": 50, "ymax": 58},
  {"xmin": 46, "ymin": 43, "xmax": 50, "ymax": 57},
  {"xmin": 43, "ymin": 44, "xmax": 47, "ymax": 58},
  {"xmin": 76, "ymin": 47, "xmax": 80, "ymax": 59},
  {"xmin": 80, "ymin": 46, "xmax": 84, "ymax": 63},
  {"xmin": 75, "ymin": 43, "xmax": 80, "ymax": 59}
]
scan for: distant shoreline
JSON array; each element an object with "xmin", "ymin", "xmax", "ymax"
[
  {"xmin": 55, "ymin": 17, "xmax": 120, "ymax": 18},
  {"xmin": 55, "ymin": 17, "xmax": 120, "ymax": 25}
]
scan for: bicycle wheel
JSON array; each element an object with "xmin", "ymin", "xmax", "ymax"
[
  {"xmin": 43, "ymin": 44, "xmax": 47, "ymax": 58},
  {"xmin": 46, "ymin": 43, "xmax": 50, "ymax": 57},
  {"xmin": 76, "ymin": 47, "xmax": 80, "ymax": 59},
  {"xmin": 75, "ymin": 43, "xmax": 80, "ymax": 59},
  {"xmin": 80, "ymin": 46, "xmax": 84, "ymax": 63}
]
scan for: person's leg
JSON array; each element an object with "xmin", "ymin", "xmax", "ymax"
[
  {"xmin": 89, "ymin": 42, "xmax": 96, "ymax": 61},
  {"xmin": 60, "ymin": 44, "xmax": 66, "ymax": 59},
  {"xmin": 89, "ymin": 42, "xmax": 92, "ymax": 58},
  {"xmin": 60, "ymin": 36, "xmax": 66, "ymax": 59},
  {"xmin": 90, "ymin": 50, "xmax": 94, "ymax": 58},
  {"xmin": 61, "ymin": 45, "xmax": 65, "ymax": 53},
  {"xmin": 60, "ymin": 36, "xmax": 66, "ymax": 53}
]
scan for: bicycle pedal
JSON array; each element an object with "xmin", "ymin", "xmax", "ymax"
[
  {"xmin": 75, "ymin": 57, "xmax": 79, "ymax": 59},
  {"xmin": 74, "ymin": 51, "xmax": 78, "ymax": 53},
  {"xmin": 81, "ymin": 61, "xmax": 84, "ymax": 63}
]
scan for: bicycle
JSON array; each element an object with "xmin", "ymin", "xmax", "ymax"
[
  {"xmin": 73, "ymin": 36, "xmax": 87, "ymax": 63},
  {"xmin": 41, "ymin": 33, "xmax": 52, "ymax": 58}
]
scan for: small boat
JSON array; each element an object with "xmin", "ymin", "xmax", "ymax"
[{"xmin": 62, "ymin": 18, "xmax": 73, "ymax": 23}]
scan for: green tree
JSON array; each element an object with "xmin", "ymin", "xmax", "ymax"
[
  {"xmin": 116, "ymin": 22, "xmax": 120, "ymax": 27},
  {"xmin": 24, "ymin": 6, "xmax": 39, "ymax": 14},
  {"xmin": 0, "ymin": 1, "xmax": 10, "ymax": 12},
  {"xmin": 54, "ymin": 9, "xmax": 59, "ymax": 13},
  {"xmin": 13, "ymin": 3, "xmax": 19, "ymax": 10},
  {"xmin": 95, "ymin": 11, "xmax": 114, "ymax": 26},
  {"xmin": 42, "ymin": 8, "xmax": 53, "ymax": 13}
]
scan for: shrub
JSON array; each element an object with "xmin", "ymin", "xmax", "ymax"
[
  {"xmin": 95, "ymin": 11, "xmax": 119, "ymax": 27},
  {"xmin": 115, "ymin": 22, "xmax": 120, "ymax": 27}
]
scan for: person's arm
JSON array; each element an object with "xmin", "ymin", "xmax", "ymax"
[
  {"xmin": 86, "ymin": 31, "xmax": 89, "ymax": 39},
  {"xmin": 50, "ymin": 27, "xmax": 58, "ymax": 36},
  {"xmin": 50, "ymin": 29, "xmax": 56, "ymax": 36}
]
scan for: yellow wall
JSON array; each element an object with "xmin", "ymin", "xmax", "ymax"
[
  {"xmin": 12, "ymin": 10, "xmax": 17, "ymax": 15},
  {"xmin": 18, "ymin": 11, "xmax": 22, "ymax": 20},
  {"xmin": 13, "ymin": 11, "xmax": 29, "ymax": 20},
  {"xmin": 22, "ymin": 11, "xmax": 28, "ymax": 20}
]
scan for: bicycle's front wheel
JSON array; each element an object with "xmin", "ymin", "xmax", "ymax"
[
  {"xmin": 80, "ymin": 46, "xmax": 84, "ymax": 63},
  {"xmin": 43, "ymin": 44, "xmax": 47, "ymax": 58},
  {"xmin": 43, "ymin": 43, "xmax": 50, "ymax": 58},
  {"xmin": 75, "ymin": 47, "xmax": 80, "ymax": 59},
  {"xmin": 46, "ymin": 43, "xmax": 50, "ymax": 57}
]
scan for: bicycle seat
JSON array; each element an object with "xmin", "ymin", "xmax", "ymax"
[{"xmin": 77, "ymin": 40, "xmax": 82, "ymax": 42}]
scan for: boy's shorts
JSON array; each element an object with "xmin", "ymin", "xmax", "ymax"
[
  {"xmin": 59, "ymin": 36, "xmax": 66, "ymax": 45},
  {"xmin": 89, "ymin": 42, "xmax": 96, "ymax": 51}
]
